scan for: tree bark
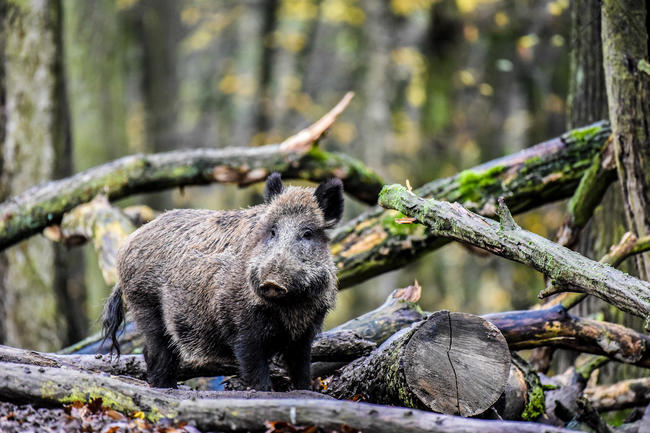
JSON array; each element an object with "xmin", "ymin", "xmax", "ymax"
[
  {"xmin": 602, "ymin": 0, "xmax": 650, "ymax": 281},
  {"xmin": 324, "ymin": 311, "xmax": 511, "ymax": 417},
  {"xmin": 1, "ymin": 0, "xmax": 79, "ymax": 350},
  {"xmin": 0, "ymin": 362, "xmax": 574, "ymax": 433},
  {"xmin": 378, "ymin": 185, "xmax": 650, "ymax": 322}
]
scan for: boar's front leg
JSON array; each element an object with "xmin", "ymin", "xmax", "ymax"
[
  {"xmin": 235, "ymin": 330, "xmax": 272, "ymax": 391},
  {"xmin": 284, "ymin": 332, "xmax": 315, "ymax": 390}
]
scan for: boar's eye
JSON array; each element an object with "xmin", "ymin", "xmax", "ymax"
[
  {"xmin": 269, "ymin": 227, "xmax": 277, "ymax": 239},
  {"xmin": 301, "ymin": 229, "xmax": 313, "ymax": 240}
]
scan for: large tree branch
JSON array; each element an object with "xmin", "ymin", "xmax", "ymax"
[
  {"xmin": 334, "ymin": 122, "xmax": 611, "ymax": 287},
  {"xmin": 0, "ymin": 92, "xmax": 384, "ymax": 250},
  {"xmin": 378, "ymin": 184, "xmax": 650, "ymax": 324}
]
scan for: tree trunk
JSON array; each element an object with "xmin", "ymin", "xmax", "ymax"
[
  {"xmin": 1, "ymin": 0, "xmax": 76, "ymax": 350},
  {"xmin": 602, "ymin": 0, "xmax": 650, "ymax": 281},
  {"xmin": 324, "ymin": 311, "xmax": 511, "ymax": 417}
]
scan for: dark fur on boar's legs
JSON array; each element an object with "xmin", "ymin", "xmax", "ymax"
[{"xmin": 102, "ymin": 173, "xmax": 343, "ymax": 390}]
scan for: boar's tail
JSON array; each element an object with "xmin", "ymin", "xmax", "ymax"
[{"xmin": 101, "ymin": 283, "xmax": 125, "ymax": 356}]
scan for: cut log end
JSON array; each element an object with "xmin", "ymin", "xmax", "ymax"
[{"xmin": 403, "ymin": 311, "xmax": 511, "ymax": 417}]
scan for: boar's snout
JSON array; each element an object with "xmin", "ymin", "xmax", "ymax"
[{"xmin": 258, "ymin": 280, "xmax": 289, "ymax": 299}]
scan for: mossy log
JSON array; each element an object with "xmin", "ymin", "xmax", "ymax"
[
  {"xmin": 585, "ymin": 378, "xmax": 650, "ymax": 412},
  {"xmin": 0, "ymin": 92, "xmax": 384, "ymax": 250},
  {"xmin": 324, "ymin": 311, "xmax": 512, "ymax": 417},
  {"xmin": 0, "ymin": 362, "xmax": 574, "ymax": 433},
  {"xmin": 378, "ymin": 184, "xmax": 650, "ymax": 323},
  {"xmin": 334, "ymin": 121, "xmax": 611, "ymax": 287}
]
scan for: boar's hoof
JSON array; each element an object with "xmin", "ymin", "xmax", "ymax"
[{"xmin": 259, "ymin": 280, "xmax": 289, "ymax": 299}]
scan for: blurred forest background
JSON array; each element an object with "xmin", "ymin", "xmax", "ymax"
[{"xmin": 2, "ymin": 0, "xmax": 609, "ymax": 356}]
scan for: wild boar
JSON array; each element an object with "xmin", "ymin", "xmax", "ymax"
[{"xmin": 102, "ymin": 173, "xmax": 343, "ymax": 390}]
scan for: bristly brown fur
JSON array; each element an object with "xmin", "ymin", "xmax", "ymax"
[{"xmin": 102, "ymin": 173, "xmax": 343, "ymax": 390}]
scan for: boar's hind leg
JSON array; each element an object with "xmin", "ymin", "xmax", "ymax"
[{"xmin": 139, "ymin": 311, "xmax": 180, "ymax": 388}]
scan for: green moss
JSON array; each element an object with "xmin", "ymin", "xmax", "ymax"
[
  {"xmin": 524, "ymin": 155, "xmax": 542, "ymax": 166},
  {"xmin": 306, "ymin": 146, "xmax": 329, "ymax": 162},
  {"xmin": 40, "ymin": 381, "xmax": 176, "ymax": 422},
  {"xmin": 567, "ymin": 124, "xmax": 603, "ymax": 144},
  {"xmin": 456, "ymin": 165, "xmax": 505, "ymax": 202},
  {"xmin": 521, "ymin": 381, "xmax": 545, "ymax": 421},
  {"xmin": 381, "ymin": 210, "xmax": 424, "ymax": 236}
]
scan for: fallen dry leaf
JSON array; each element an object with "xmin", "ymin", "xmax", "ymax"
[
  {"xmin": 394, "ymin": 217, "xmax": 416, "ymax": 224},
  {"xmin": 105, "ymin": 409, "xmax": 125, "ymax": 421}
]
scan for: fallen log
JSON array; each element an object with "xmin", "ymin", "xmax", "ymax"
[
  {"xmin": 0, "ymin": 362, "xmax": 573, "ymax": 433},
  {"xmin": 324, "ymin": 311, "xmax": 511, "ymax": 417},
  {"xmin": 585, "ymin": 377, "xmax": 650, "ymax": 412},
  {"xmin": 0, "ymin": 92, "xmax": 384, "ymax": 250},
  {"xmin": 334, "ymin": 121, "xmax": 611, "ymax": 287},
  {"xmin": 378, "ymin": 184, "xmax": 650, "ymax": 323}
]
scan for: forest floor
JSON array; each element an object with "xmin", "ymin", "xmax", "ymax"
[{"xmin": 0, "ymin": 398, "xmax": 358, "ymax": 433}]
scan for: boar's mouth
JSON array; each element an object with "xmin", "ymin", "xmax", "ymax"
[{"xmin": 258, "ymin": 280, "xmax": 289, "ymax": 299}]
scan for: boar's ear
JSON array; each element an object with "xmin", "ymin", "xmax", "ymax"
[
  {"xmin": 315, "ymin": 178, "xmax": 344, "ymax": 227},
  {"xmin": 264, "ymin": 172, "xmax": 284, "ymax": 203}
]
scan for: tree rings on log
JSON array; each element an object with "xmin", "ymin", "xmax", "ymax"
[{"xmin": 403, "ymin": 310, "xmax": 511, "ymax": 417}]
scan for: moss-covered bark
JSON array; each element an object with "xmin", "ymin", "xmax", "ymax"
[
  {"xmin": 334, "ymin": 122, "xmax": 611, "ymax": 287},
  {"xmin": 378, "ymin": 184, "xmax": 650, "ymax": 322}
]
